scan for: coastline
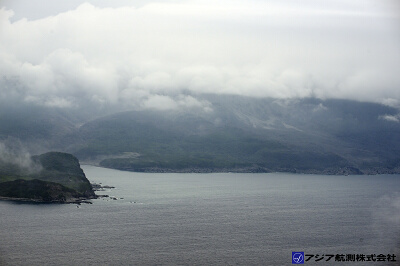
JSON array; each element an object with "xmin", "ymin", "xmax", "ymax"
[
  {"xmin": 0, "ymin": 196, "xmax": 95, "ymax": 204},
  {"xmin": 87, "ymin": 164, "xmax": 400, "ymax": 175}
]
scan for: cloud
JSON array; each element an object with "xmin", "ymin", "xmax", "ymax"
[
  {"xmin": 0, "ymin": 138, "xmax": 42, "ymax": 173},
  {"xmin": 0, "ymin": 0, "xmax": 399, "ymax": 111},
  {"xmin": 142, "ymin": 95, "xmax": 178, "ymax": 110},
  {"xmin": 313, "ymin": 103, "xmax": 328, "ymax": 112},
  {"xmin": 128, "ymin": 93, "xmax": 212, "ymax": 112},
  {"xmin": 380, "ymin": 114, "xmax": 400, "ymax": 122}
]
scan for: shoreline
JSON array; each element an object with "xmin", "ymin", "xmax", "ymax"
[
  {"xmin": 0, "ymin": 196, "xmax": 95, "ymax": 204},
  {"xmin": 82, "ymin": 164, "xmax": 400, "ymax": 175}
]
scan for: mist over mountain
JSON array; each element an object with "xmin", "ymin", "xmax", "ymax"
[
  {"xmin": 1, "ymin": 0, "xmax": 399, "ymax": 175},
  {"xmin": 1, "ymin": 94, "xmax": 399, "ymax": 174}
]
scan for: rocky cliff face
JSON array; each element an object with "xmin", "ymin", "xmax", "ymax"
[
  {"xmin": 0, "ymin": 152, "xmax": 96, "ymax": 203},
  {"xmin": 0, "ymin": 179, "xmax": 83, "ymax": 202},
  {"xmin": 32, "ymin": 152, "xmax": 96, "ymax": 198}
]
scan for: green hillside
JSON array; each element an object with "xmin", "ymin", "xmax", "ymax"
[
  {"xmin": 70, "ymin": 97, "xmax": 400, "ymax": 174},
  {"xmin": 1, "ymin": 96, "xmax": 400, "ymax": 175},
  {"xmin": 0, "ymin": 152, "xmax": 95, "ymax": 202},
  {"xmin": 73, "ymin": 109, "xmax": 355, "ymax": 173}
]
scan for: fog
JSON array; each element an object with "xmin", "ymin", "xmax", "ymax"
[
  {"xmin": 0, "ymin": 0, "xmax": 399, "ymax": 111},
  {"xmin": 0, "ymin": 138, "xmax": 42, "ymax": 173}
]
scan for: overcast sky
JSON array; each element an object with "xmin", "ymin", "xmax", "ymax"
[{"xmin": 1, "ymin": 0, "xmax": 399, "ymax": 110}]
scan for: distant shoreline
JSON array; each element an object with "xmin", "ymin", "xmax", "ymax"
[
  {"xmin": 0, "ymin": 196, "xmax": 94, "ymax": 204},
  {"xmin": 82, "ymin": 164, "xmax": 400, "ymax": 175}
]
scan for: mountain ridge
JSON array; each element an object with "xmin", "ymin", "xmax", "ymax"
[{"xmin": 1, "ymin": 95, "xmax": 399, "ymax": 175}]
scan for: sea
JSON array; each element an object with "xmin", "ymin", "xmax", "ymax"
[{"xmin": 0, "ymin": 165, "xmax": 399, "ymax": 265}]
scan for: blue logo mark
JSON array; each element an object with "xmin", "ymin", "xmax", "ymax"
[{"xmin": 292, "ymin": 252, "xmax": 304, "ymax": 264}]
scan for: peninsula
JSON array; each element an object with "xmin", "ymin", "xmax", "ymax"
[{"xmin": 0, "ymin": 152, "xmax": 96, "ymax": 203}]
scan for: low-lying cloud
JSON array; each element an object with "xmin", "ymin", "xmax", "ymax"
[
  {"xmin": 0, "ymin": 0, "xmax": 399, "ymax": 111},
  {"xmin": 0, "ymin": 138, "xmax": 42, "ymax": 173},
  {"xmin": 380, "ymin": 114, "xmax": 400, "ymax": 122}
]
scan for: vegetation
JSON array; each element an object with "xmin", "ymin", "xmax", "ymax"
[
  {"xmin": 1, "ymin": 96, "xmax": 400, "ymax": 174},
  {"xmin": 72, "ymin": 98, "xmax": 400, "ymax": 174},
  {"xmin": 0, "ymin": 179, "xmax": 81, "ymax": 202},
  {"xmin": 31, "ymin": 152, "xmax": 94, "ymax": 196},
  {"xmin": 0, "ymin": 152, "xmax": 95, "ymax": 202}
]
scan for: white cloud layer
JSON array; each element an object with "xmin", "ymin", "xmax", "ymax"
[{"xmin": 0, "ymin": 0, "xmax": 399, "ymax": 110}]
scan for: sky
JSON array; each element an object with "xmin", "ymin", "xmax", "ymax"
[{"xmin": 0, "ymin": 0, "xmax": 399, "ymax": 111}]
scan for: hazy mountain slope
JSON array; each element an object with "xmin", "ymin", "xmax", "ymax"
[
  {"xmin": 1, "ymin": 96, "xmax": 399, "ymax": 174},
  {"xmin": 203, "ymin": 96, "xmax": 400, "ymax": 169},
  {"xmin": 55, "ymin": 96, "xmax": 394, "ymax": 173},
  {"xmin": 0, "ymin": 101, "xmax": 121, "ymax": 152},
  {"xmin": 0, "ymin": 104, "xmax": 79, "ymax": 152},
  {"xmin": 67, "ymin": 96, "xmax": 400, "ymax": 174}
]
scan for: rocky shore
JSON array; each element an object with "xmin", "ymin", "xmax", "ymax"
[
  {"xmin": 0, "ymin": 178, "xmax": 97, "ymax": 204},
  {"xmin": 0, "ymin": 195, "xmax": 94, "ymax": 204},
  {"xmin": 0, "ymin": 152, "xmax": 97, "ymax": 204}
]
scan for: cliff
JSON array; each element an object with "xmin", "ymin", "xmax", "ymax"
[{"xmin": 0, "ymin": 152, "xmax": 96, "ymax": 203}]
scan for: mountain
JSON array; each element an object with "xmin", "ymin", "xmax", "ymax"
[
  {"xmin": 0, "ymin": 100, "xmax": 117, "ymax": 153},
  {"xmin": 0, "ymin": 104, "xmax": 79, "ymax": 153},
  {"xmin": 1, "ymin": 95, "xmax": 400, "ymax": 174},
  {"xmin": 0, "ymin": 152, "xmax": 96, "ymax": 202},
  {"xmin": 69, "ymin": 96, "xmax": 400, "ymax": 174}
]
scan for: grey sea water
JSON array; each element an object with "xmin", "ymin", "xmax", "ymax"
[{"xmin": 0, "ymin": 165, "xmax": 399, "ymax": 265}]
